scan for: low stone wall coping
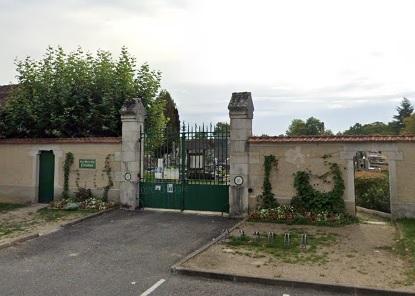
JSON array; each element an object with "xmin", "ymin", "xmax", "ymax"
[
  {"xmin": 0, "ymin": 137, "xmax": 122, "ymax": 145},
  {"xmin": 249, "ymin": 135, "xmax": 415, "ymax": 144}
]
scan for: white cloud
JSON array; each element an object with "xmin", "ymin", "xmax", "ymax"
[{"xmin": 1, "ymin": 0, "xmax": 415, "ymax": 134}]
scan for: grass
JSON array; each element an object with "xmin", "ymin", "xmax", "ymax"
[
  {"xmin": 226, "ymin": 230, "xmax": 337, "ymax": 264},
  {"xmin": 0, "ymin": 207, "xmax": 99, "ymax": 239},
  {"xmin": 0, "ymin": 203, "xmax": 25, "ymax": 213},
  {"xmin": 0, "ymin": 222, "xmax": 25, "ymax": 236},
  {"xmin": 396, "ymin": 219, "xmax": 415, "ymax": 285}
]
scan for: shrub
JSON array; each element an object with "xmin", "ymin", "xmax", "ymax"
[
  {"xmin": 74, "ymin": 188, "xmax": 93, "ymax": 202},
  {"xmin": 355, "ymin": 171, "xmax": 390, "ymax": 213}
]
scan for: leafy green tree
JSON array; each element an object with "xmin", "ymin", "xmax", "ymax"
[
  {"xmin": 286, "ymin": 117, "xmax": 331, "ymax": 136},
  {"xmin": 0, "ymin": 46, "xmax": 165, "ymax": 140},
  {"xmin": 343, "ymin": 122, "xmax": 393, "ymax": 135},
  {"xmin": 286, "ymin": 119, "xmax": 306, "ymax": 136},
  {"xmin": 214, "ymin": 122, "xmax": 230, "ymax": 138},
  {"xmin": 401, "ymin": 114, "xmax": 415, "ymax": 134}
]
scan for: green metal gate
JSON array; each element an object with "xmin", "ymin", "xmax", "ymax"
[{"xmin": 139, "ymin": 124, "xmax": 229, "ymax": 213}]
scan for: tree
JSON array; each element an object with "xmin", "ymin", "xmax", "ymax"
[
  {"xmin": 286, "ymin": 119, "xmax": 307, "ymax": 136},
  {"xmin": 392, "ymin": 97, "xmax": 414, "ymax": 132},
  {"xmin": 152, "ymin": 90, "xmax": 180, "ymax": 155},
  {"xmin": 401, "ymin": 114, "xmax": 415, "ymax": 134},
  {"xmin": 214, "ymin": 122, "xmax": 230, "ymax": 138},
  {"xmin": 286, "ymin": 117, "xmax": 331, "ymax": 136},
  {"xmin": 157, "ymin": 90, "xmax": 180, "ymax": 135},
  {"xmin": 343, "ymin": 122, "xmax": 392, "ymax": 135},
  {"xmin": 0, "ymin": 46, "xmax": 165, "ymax": 140}
]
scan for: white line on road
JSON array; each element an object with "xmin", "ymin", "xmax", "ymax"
[{"xmin": 140, "ymin": 279, "xmax": 166, "ymax": 296}]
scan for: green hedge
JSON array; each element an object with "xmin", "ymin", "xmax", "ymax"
[{"xmin": 355, "ymin": 171, "xmax": 390, "ymax": 213}]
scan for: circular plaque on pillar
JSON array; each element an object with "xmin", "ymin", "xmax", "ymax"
[
  {"xmin": 124, "ymin": 172, "xmax": 132, "ymax": 181},
  {"xmin": 234, "ymin": 176, "xmax": 244, "ymax": 186}
]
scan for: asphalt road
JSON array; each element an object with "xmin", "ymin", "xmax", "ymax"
[{"xmin": 0, "ymin": 210, "xmax": 352, "ymax": 296}]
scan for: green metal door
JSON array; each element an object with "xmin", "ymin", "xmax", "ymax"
[
  {"xmin": 139, "ymin": 123, "xmax": 230, "ymax": 213},
  {"xmin": 38, "ymin": 151, "xmax": 55, "ymax": 203}
]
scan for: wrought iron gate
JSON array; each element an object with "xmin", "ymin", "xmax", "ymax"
[{"xmin": 139, "ymin": 124, "xmax": 230, "ymax": 213}]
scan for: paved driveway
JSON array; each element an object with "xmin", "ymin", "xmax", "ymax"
[{"xmin": 0, "ymin": 210, "xmax": 351, "ymax": 296}]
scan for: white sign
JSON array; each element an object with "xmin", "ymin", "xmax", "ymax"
[
  {"xmin": 167, "ymin": 184, "xmax": 174, "ymax": 193},
  {"xmin": 155, "ymin": 185, "xmax": 161, "ymax": 191},
  {"xmin": 155, "ymin": 158, "xmax": 164, "ymax": 179},
  {"xmin": 234, "ymin": 176, "xmax": 244, "ymax": 186}
]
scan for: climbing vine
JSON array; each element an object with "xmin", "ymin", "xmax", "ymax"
[
  {"xmin": 62, "ymin": 152, "xmax": 74, "ymax": 199},
  {"xmin": 291, "ymin": 155, "xmax": 345, "ymax": 214},
  {"xmin": 102, "ymin": 154, "xmax": 114, "ymax": 202},
  {"xmin": 258, "ymin": 155, "xmax": 279, "ymax": 209}
]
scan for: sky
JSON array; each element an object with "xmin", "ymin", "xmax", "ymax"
[{"xmin": 1, "ymin": 0, "xmax": 415, "ymax": 135}]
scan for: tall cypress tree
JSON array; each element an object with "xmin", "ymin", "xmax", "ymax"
[{"xmin": 392, "ymin": 97, "xmax": 414, "ymax": 133}]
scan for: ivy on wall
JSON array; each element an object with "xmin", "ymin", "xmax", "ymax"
[
  {"xmin": 258, "ymin": 155, "xmax": 279, "ymax": 209},
  {"xmin": 62, "ymin": 152, "xmax": 74, "ymax": 199},
  {"xmin": 291, "ymin": 154, "xmax": 345, "ymax": 214},
  {"xmin": 102, "ymin": 154, "xmax": 114, "ymax": 202}
]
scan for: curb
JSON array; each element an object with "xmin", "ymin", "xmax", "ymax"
[
  {"xmin": 357, "ymin": 206, "xmax": 391, "ymax": 219},
  {"xmin": 62, "ymin": 207, "xmax": 117, "ymax": 227},
  {"xmin": 0, "ymin": 233, "xmax": 40, "ymax": 250},
  {"xmin": 172, "ymin": 267, "xmax": 415, "ymax": 296},
  {"xmin": 171, "ymin": 217, "xmax": 247, "ymax": 270},
  {"xmin": 0, "ymin": 207, "xmax": 117, "ymax": 251}
]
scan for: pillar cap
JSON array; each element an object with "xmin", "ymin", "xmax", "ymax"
[
  {"xmin": 228, "ymin": 92, "xmax": 254, "ymax": 118},
  {"xmin": 120, "ymin": 98, "xmax": 146, "ymax": 118}
]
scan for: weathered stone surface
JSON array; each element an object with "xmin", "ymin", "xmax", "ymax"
[
  {"xmin": 228, "ymin": 92, "xmax": 254, "ymax": 118},
  {"xmin": 120, "ymin": 98, "xmax": 145, "ymax": 210},
  {"xmin": 228, "ymin": 92, "xmax": 253, "ymax": 217}
]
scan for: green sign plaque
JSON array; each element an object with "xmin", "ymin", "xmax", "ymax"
[{"xmin": 79, "ymin": 159, "xmax": 96, "ymax": 169}]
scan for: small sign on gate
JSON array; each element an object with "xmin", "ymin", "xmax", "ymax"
[{"xmin": 167, "ymin": 184, "xmax": 174, "ymax": 193}]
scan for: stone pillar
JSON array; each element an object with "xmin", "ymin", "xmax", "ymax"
[
  {"xmin": 120, "ymin": 98, "xmax": 146, "ymax": 210},
  {"xmin": 228, "ymin": 92, "xmax": 254, "ymax": 217}
]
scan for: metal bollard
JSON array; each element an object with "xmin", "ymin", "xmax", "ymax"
[
  {"xmin": 284, "ymin": 232, "xmax": 291, "ymax": 247},
  {"xmin": 300, "ymin": 233, "xmax": 308, "ymax": 250}
]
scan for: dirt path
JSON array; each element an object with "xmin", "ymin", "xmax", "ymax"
[{"xmin": 184, "ymin": 221, "xmax": 415, "ymax": 292}]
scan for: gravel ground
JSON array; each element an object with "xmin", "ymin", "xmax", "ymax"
[{"xmin": 184, "ymin": 221, "xmax": 415, "ymax": 292}]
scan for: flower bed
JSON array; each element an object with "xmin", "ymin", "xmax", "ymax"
[
  {"xmin": 249, "ymin": 205, "xmax": 357, "ymax": 226},
  {"xmin": 50, "ymin": 197, "xmax": 116, "ymax": 211}
]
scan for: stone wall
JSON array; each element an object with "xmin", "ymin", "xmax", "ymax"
[
  {"xmin": 0, "ymin": 138, "xmax": 121, "ymax": 204},
  {"xmin": 246, "ymin": 138, "xmax": 415, "ymax": 218},
  {"xmin": 247, "ymin": 142, "xmax": 352, "ymax": 213},
  {"xmin": 394, "ymin": 143, "xmax": 415, "ymax": 217}
]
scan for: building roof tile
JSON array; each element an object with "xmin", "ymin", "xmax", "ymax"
[{"xmin": 249, "ymin": 135, "xmax": 415, "ymax": 144}]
